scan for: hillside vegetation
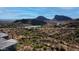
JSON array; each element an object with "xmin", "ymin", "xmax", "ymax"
[{"xmin": 0, "ymin": 15, "xmax": 79, "ymax": 51}]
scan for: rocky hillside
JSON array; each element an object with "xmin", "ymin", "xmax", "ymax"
[{"xmin": 0, "ymin": 27, "xmax": 79, "ymax": 51}]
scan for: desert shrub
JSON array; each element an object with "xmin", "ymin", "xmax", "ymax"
[{"xmin": 75, "ymin": 30, "xmax": 79, "ymax": 38}]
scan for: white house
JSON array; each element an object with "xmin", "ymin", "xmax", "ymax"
[{"xmin": 24, "ymin": 25, "xmax": 41, "ymax": 29}]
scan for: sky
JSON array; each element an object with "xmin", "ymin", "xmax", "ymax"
[{"xmin": 0, "ymin": 7, "xmax": 79, "ymax": 20}]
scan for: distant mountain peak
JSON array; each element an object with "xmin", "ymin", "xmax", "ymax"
[
  {"xmin": 53, "ymin": 15, "xmax": 72, "ymax": 21},
  {"xmin": 36, "ymin": 16, "xmax": 49, "ymax": 20}
]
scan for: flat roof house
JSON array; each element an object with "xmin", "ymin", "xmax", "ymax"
[
  {"xmin": 24, "ymin": 25, "xmax": 41, "ymax": 29},
  {"xmin": 0, "ymin": 32, "xmax": 17, "ymax": 51}
]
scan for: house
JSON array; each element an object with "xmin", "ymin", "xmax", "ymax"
[
  {"xmin": 24, "ymin": 25, "xmax": 42, "ymax": 29},
  {"xmin": 0, "ymin": 32, "xmax": 17, "ymax": 51}
]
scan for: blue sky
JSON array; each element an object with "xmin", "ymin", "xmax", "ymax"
[{"xmin": 0, "ymin": 7, "xmax": 79, "ymax": 20}]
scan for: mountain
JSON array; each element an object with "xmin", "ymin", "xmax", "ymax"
[
  {"xmin": 31, "ymin": 16, "xmax": 49, "ymax": 25},
  {"xmin": 53, "ymin": 15, "xmax": 73, "ymax": 21},
  {"xmin": 31, "ymin": 19, "xmax": 46, "ymax": 25},
  {"xmin": 14, "ymin": 16, "xmax": 49, "ymax": 25},
  {"xmin": 75, "ymin": 18, "xmax": 79, "ymax": 21},
  {"xmin": 35, "ymin": 16, "xmax": 49, "ymax": 21},
  {"xmin": 14, "ymin": 19, "xmax": 32, "ymax": 24}
]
